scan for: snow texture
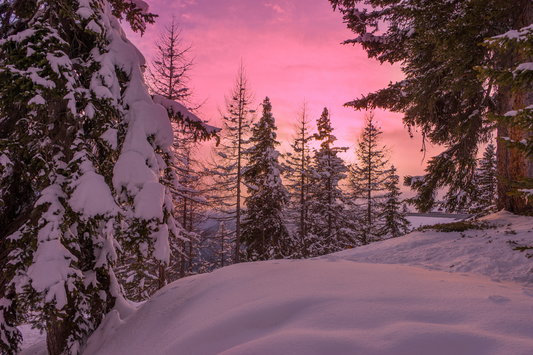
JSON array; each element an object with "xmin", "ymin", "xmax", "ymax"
[{"xmin": 71, "ymin": 211, "xmax": 533, "ymax": 355}]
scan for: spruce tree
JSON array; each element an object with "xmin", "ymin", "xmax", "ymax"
[
  {"xmin": 307, "ymin": 108, "xmax": 352, "ymax": 256},
  {"xmin": 472, "ymin": 143, "xmax": 497, "ymax": 213},
  {"xmin": 348, "ymin": 112, "xmax": 389, "ymax": 244},
  {"xmin": 0, "ymin": 1, "xmax": 216, "ymax": 354},
  {"xmin": 146, "ymin": 15, "xmax": 195, "ymax": 105},
  {"xmin": 378, "ymin": 166, "xmax": 411, "ymax": 239},
  {"xmin": 282, "ymin": 102, "xmax": 314, "ymax": 258},
  {"xmin": 329, "ymin": 0, "xmax": 530, "ymax": 214},
  {"xmin": 241, "ymin": 97, "xmax": 289, "ymax": 260},
  {"xmin": 210, "ymin": 63, "xmax": 255, "ymax": 263},
  {"xmin": 212, "ymin": 222, "xmax": 234, "ymax": 268}
]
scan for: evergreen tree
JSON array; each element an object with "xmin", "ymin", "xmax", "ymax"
[
  {"xmin": 210, "ymin": 63, "xmax": 255, "ymax": 263},
  {"xmin": 329, "ymin": 0, "xmax": 530, "ymax": 214},
  {"xmin": 282, "ymin": 102, "xmax": 314, "ymax": 258},
  {"xmin": 472, "ymin": 143, "xmax": 498, "ymax": 213},
  {"xmin": 212, "ymin": 222, "xmax": 234, "ymax": 268},
  {"xmin": 241, "ymin": 97, "xmax": 289, "ymax": 261},
  {"xmin": 348, "ymin": 112, "xmax": 389, "ymax": 245},
  {"xmin": 146, "ymin": 15, "xmax": 196, "ymax": 105},
  {"xmin": 0, "ymin": 1, "xmax": 216, "ymax": 354},
  {"xmin": 307, "ymin": 108, "xmax": 352, "ymax": 256},
  {"xmin": 378, "ymin": 166, "xmax": 411, "ymax": 239}
]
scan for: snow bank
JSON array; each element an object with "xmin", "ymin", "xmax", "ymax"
[
  {"xmin": 23, "ymin": 211, "xmax": 533, "ymax": 354},
  {"xmin": 83, "ymin": 259, "xmax": 533, "ymax": 355},
  {"xmin": 329, "ymin": 211, "xmax": 533, "ymax": 284}
]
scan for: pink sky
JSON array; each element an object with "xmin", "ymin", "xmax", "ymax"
[{"xmin": 124, "ymin": 0, "xmax": 442, "ymax": 192}]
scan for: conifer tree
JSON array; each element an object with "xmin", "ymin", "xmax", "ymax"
[
  {"xmin": 210, "ymin": 63, "xmax": 255, "ymax": 263},
  {"xmin": 307, "ymin": 108, "xmax": 352, "ymax": 256},
  {"xmin": 472, "ymin": 143, "xmax": 497, "ymax": 213},
  {"xmin": 348, "ymin": 112, "xmax": 389, "ymax": 244},
  {"xmin": 0, "ymin": 1, "xmax": 216, "ymax": 354},
  {"xmin": 212, "ymin": 222, "xmax": 235, "ymax": 268},
  {"xmin": 241, "ymin": 97, "xmax": 289, "ymax": 260},
  {"xmin": 146, "ymin": 15, "xmax": 194, "ymax": 104},
  {"xmin": 282, "ymin": 102, "xmax": 314, "ymax": 258},
  {"xmin": 329, "ymin": 0, "xmax": 530, "ymax": 214},
  {"xmin": 378, "ymin": 166, "xmax": 411, "ymax": 239}
]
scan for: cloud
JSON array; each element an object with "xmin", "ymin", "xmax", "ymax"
[{"xmin": 265, "ymin": 3, "xmax": 285, "ymax": 14}]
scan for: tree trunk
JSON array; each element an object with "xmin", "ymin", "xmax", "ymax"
[
  {"xmin": 46, "ymin": 316, "xmax": 68, "ymax": 355},
  {"xmin": 497, "ymin": 3, "xmax": 533, "ymax": 214}
]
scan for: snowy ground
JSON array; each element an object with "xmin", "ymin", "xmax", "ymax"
[{"xmin": 20, "ymin": 211, "xmax": 533, "ymax": 355}]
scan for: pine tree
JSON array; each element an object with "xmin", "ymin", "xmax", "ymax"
[
  {"xmin": 210, "ymin": 63, "xmax": 255, "ymax": 263},
  {"xmin": 307, "ymin": 108, "xmax": 352, "ymax": 256},
  {"xmin": 378, "ymin": 166, "xmax": 411, "ymax": 239},
  {"xmin": 0, "ymin": 1, "xmax": 216, "ymax": 354},
  {"xmin": 472, "ymin": 143, "xmax": 498, "ymax": 213},
  {"xmin": 146, "ymin": 15, "xmax": 194, "ymax": 104},
  {"xmin": 282, "ymin": 102, "xmax": 314, "ymax": 258},
  {"xmin": 241, "ymin": 97, "xmax": 289, "ymax": 261},
  {"xmin": 329, "ymin": 0, "xmax": 530, "ymax": 214},
  {"xmin": 212, "ymin": 222, "xmax": 235, "ymax": 268},
  {"xmin": 348, "ymin": 112, "xmax": 389, "ymax": 244}
]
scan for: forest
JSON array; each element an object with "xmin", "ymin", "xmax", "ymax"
[{"xmin": 1, "ymin": 0, "xmax": 533, "ymax": 354}]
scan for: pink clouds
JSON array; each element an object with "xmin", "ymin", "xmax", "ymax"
[{"xmin": 123, "ymin": 0, "xmax": 436, "ymax": 192}]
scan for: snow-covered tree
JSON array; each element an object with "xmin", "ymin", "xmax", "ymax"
[
  {"xmin": 329, "ymin": 0, "xmax": 530, "ymax": 214},
  {"xmin": 307, "ymin": 108, "xmax": 352, "ymax": 256},
  {"xmin": 282, "ymin": 102, "xmax": 314, "ymax": 258},
  {"xmin": 210, "ymin": 63, "xmax": 255, "ymax": 263},
  {"xmin": 241, "ymin": 97, "xmax": 289, "ymax": 261},
  {"xmin": 0, "ymin": 1, "xmax": 216, "ymax": 354},
  {"xmin": 146, "ymin": 15, "xmax": 194, "ymax": 104},
  {"xmin": 378, "ymin": 166, "xmax": 411, "ymax": 239},
  {"xmin": 468, "ymin": 143, "xmax": 498, "ymax": 214},
  {"xmin": 348, "ymin": 112, "xmax": 389, "ymax": 244}
]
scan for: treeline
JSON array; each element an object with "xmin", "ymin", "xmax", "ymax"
[{"xmin": 150, "ymin": 62, "xmax": 498, "ymax": 295}]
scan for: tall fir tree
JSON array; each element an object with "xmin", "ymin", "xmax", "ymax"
[
  {"xmin": 378, "ymin": 166, "xmax": 411, "ymax": 239},
  {"xmin": 0, "ymin": 1, "xmax": 216, "ymax": 354},
  {"xmin": 307, "ymin": 108, "xmax": 353, "ymax": 256},
  {"xmin": 241, "ymin": 97, "xmax": 289, "ymax": 261},
  {"xmin": 210, "ymin": 62, "xmax": 255, "ymax": 263},
  {"xmin": 329, "ymin": 0, "xmax": 531, "ymax": 214},
  {"xmin": 282, "ymin": 102, "xmax": 314, "ymax": 258},
  {"xmin": 146, "ymin": 15, "xmax": 194, "ymax": 104},
  {"xmin": 348, "ymin": 112, "xmax": 389, "ymax": 245}
]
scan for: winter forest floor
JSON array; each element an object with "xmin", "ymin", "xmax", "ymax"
[{"xmin": 20, "ymin": 211, "xmax": 533, "ymax": 355}]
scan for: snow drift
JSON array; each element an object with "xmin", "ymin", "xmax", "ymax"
[{"xmin": 22, "ymin": 212, "xmax": 533, "ymax": 354}]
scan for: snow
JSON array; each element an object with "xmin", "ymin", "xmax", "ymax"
[
  {"xmin": 100, "ymin": 128, "xmax": 118, "ymax": 149},
  {"xmin": 66, "ymin": 211, "xmax": 533, "ymax": 354},
  {"xmin": 70, "ymin": 171, "xmax": 117, "ymax": 218},
  {"xmin": 133, "ymin": 181, "xmax": 165, "ymax": 220},
  {"xmin": 19, "ymin": 211, "xmax": 533, "ymax": 354},
  {"xmin": 515, "ymin": 62, "xmax": 533, "ymax": 72},
  {"xmin": 152, "ymin": 94, "xmax": 220, "ymax": 135},
  {"xmin": 28, "ymin": 95, "xmax": 46, "ymax": 106},
  {"xmin": 69, "ymin": 156, "xmax": 118, "ymax": 219},
  {"xmin": 406, "ymin": 216, "xmax": 461, "ymax": 228}
]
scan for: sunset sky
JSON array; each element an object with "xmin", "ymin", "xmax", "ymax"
[{"xmin": 123, "ymin": 0, "xmax": 442, "ymax": 193}]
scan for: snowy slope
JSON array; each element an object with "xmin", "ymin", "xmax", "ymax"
[{"xmin": 22, "ymin": 211, "xmax": 533, "ymax": 354}]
